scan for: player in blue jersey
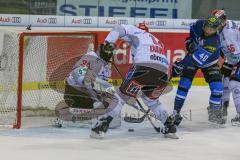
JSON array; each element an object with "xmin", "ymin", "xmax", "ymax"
[{"xmin": 171, "ymin": 15, "xmax": 225, "ymax": 125}]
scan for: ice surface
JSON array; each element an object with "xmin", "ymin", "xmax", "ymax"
[{"xmin": 0, "ymin": 87, "xmax": 240, "ymax": 160}]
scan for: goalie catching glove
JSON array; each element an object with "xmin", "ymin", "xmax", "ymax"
[{"xmin": 100, "ymin": 42, "xmax": 115, "ymax": 62}]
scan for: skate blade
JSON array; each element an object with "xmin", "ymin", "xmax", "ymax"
[
  {"xmin": 164, "ymin": 133, "xmax": 179, "ymax": 139},
  {"xmin": 208, "ymin": 121, "xmax": 226, "ymax": 128},
  {"xmin": 209, "ymin": 123, "xmax": 226, "ymax": 128},
  {"xmin": 90, "ymin": 131, "xmax": 105, "ymax": 139}
]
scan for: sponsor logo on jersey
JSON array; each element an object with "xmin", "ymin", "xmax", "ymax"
[
  {"xmin": 125, "ymin": 80, "xmax": 143, "ymax": 96},
  {"xmin": 150, "ymin": 54, "xmax": 168, "ymax": 65},
  {"xmin": 150, "ymin": 45, "xmax": 164, "ymax": 54},
  {"xmin": 203, "ymin": 45, "xmax": 216, "ymax": 53}
]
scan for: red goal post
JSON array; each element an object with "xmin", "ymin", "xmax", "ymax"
[{"xmin": 0, "ymin": 30, "xmax": 98, "ymax": 129}]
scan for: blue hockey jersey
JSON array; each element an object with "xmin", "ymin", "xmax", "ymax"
[{"xmin": 188, "ymin": 20, "xmax": 221, "ymax": 68}]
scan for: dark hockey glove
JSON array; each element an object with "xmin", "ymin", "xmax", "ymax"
[
  {"xmin": 171, "ymin": 61, "xmax": 185, "ymax": 77},
  {"xmin": 221, "ymin": 61, "xmax": 233, "ymax": 78},
  {"xmin": 185, "ymin": 37, "xmax": 197, "ymax": 53},
  {"xmin": 100, "ymin": 42, "xmax": 115, "ymax": 62}
]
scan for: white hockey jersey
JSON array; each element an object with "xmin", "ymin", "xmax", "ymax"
[
  {"xmin": 105, "ymin": 24, "xmax": 169, "ymax": 73},
  {"xmin": 67, "ymin": 51, "xmax": 111, "ymax": 86},
  {"xmin": 220, "ymin": 20, "xmax": 240, "ymax": 65}
]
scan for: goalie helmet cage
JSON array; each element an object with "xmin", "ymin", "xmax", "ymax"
[{"xmin": 0, "ymin": 30, "xmax": 98, "ymax": 129}]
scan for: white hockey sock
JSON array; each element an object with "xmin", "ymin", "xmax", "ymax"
[
  {"xmin": 142, "ymin": 95, "xmax": 168, "ymax": 123},
  {"xmin": 229, "ymin": 80, "xmax": 240, "ymax": 113},
  {"xmin": 223, "ymin": 77, "xmax": 231, "ymax": 103}
]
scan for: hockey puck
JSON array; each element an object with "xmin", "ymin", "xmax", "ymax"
[{"xmin": 128, "ymin": 128, "xmax": 134, "ymax": 132}]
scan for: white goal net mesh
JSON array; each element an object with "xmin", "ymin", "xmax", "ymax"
[{"xmin": 0, "ymin": 30, "xmax": 96, "ymax": 128}]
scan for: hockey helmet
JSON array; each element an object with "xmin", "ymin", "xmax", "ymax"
[
  {"xmin": 203, "ymin": 15, "xmax": 221, "ymax": 36},
  {"xmin": 135, "ymin": 22, "xmax": 149, "ymax": 32},
  {"xmin": 211, "ymin": 9, "xmax": 227, "ymax": 26}
]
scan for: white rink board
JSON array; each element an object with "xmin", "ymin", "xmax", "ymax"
[{"xmin": 0, "ymin": 87, "xmax": 240, "ymax": 160}]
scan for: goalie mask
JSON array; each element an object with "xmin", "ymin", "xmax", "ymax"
[{"xmin": 99, "ymin": 42, "xmax": 115, "ymax": 62}]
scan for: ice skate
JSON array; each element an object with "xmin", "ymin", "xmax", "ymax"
[
  {"xmin": 207, "ymin": 106, "xmax": 226, "ymax": 127},
  {"xmin": 231, "ymin": 113, "xmax": 240, "ymax": 126},
  {"xmin": 161, "ymin": 116, "xmax": 179, "ymax": 139},
  {"xmin": 90, "ymin": 116, "xmax": 113, "ymax": 139},
  {"xmin": 172, "ymin": 110, "xmax": 183, "ymax": 126},
  {"xmin": 52, "ymin": 118, "xmax": 63, "ymax": 128}
]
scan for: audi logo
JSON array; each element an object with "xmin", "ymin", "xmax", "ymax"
[
  {"xmin": 48, "ymin": 18, "xmax": 57, "ymax": 24},
  {"xmin": 118, "ymin": 19, "xmax": 128, "ymax": 25},
  {"xmin": 11, "ymin": 17, "xmax": 21, "ymax": 23},
  {"xmin": 82, "ymin": 18, "xmax": 92, "ymax": 24},
  {"xmin": 155, "ymin": 20, "xmax": 166, "ymax": 26}
]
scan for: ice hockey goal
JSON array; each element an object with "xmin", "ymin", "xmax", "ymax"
[{"xmin": 0, "ymin": 30, "xmax": 97, "ymax": 128}]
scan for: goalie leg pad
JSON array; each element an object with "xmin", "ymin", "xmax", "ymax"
[{"xmin": 64, "ymin": 81, "xmax": 94, "ymax": 109}]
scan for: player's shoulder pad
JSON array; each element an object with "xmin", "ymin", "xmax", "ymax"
[
  {"xmin": 85, "ymin": 51, "xmax": 98, "ymax": 57},
  {"xmin": 190, "ymin": 19, "xmax": 205, "ymax": 37},
  {"xmin": 125, "ymin": 24, "xmax": 145, "ymax": 34}
]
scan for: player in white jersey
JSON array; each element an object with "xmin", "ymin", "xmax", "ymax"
[
  {"xmin": 90, "ymin": 23, "xmax": 177, "ymax": 139},
  {"xmin": 214, "ymin": 9, "xmax": 240, "ymax": 125},
  {"xmin": 54, "ymin": 44, "xmax": 122, "ymax": 128}
]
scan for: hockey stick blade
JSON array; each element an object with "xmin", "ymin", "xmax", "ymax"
[
  {"xmin": 124, "ymin": 115, "xmax": 146, "ymax": 123},
  {"xmin": 124, "ymin": 116, "xmax": 144, "ymax": 123},
  {"xmin": 123, "ymin": 109, "xmax": 150, "ymax": 123}
]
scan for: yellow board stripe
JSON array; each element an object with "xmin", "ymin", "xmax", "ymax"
[
  {"xmin": 171, "ymin": 77, "xmax": 208, "ymax": 86},
  {"xmin": 21, "ymin": 77, "xmax": 207, "ymax": 91},
  {"xmin": 0, "ymin": 78, "xmax": 208, "ymax": 92}
]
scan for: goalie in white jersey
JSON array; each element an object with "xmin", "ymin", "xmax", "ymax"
[
  {"xmin": 90, "ymin": 23, "xmax": 177, "ymax": 138},
  {"xmin": 54, "ymin": 44, "xmax": 122, "ymax": 128},
  {"xmin": 214, "ymin": 9, "xmax": 240, "ymax": 125}
]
